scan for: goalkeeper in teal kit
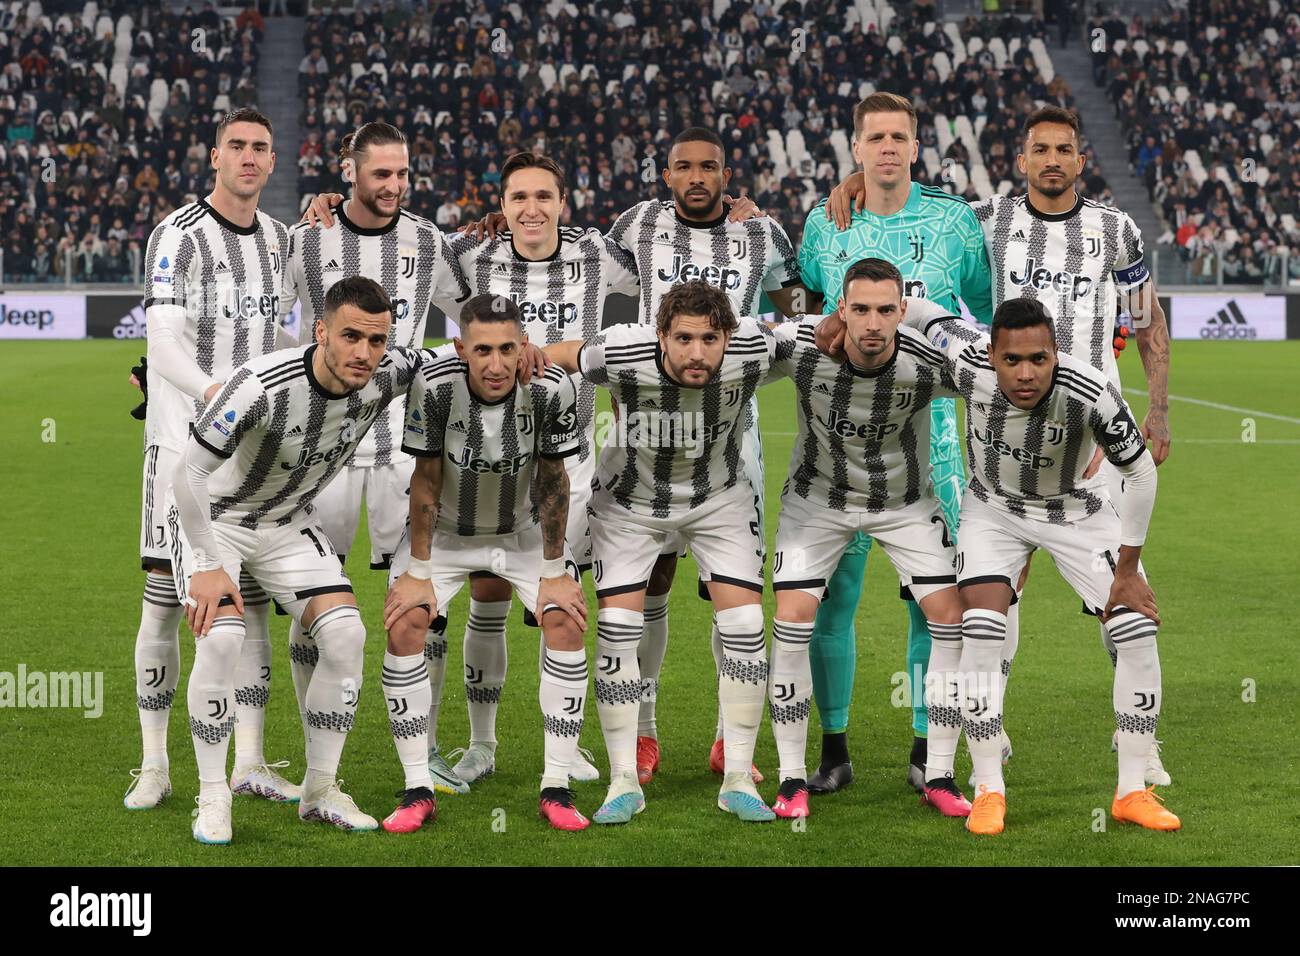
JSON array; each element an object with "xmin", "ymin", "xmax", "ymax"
[{"xmin": 796, "ymin": 93, "xmax": 994, "ymax": 793}]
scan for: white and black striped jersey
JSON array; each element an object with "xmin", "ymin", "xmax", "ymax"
[
  {"xmin": 579, "ymin": 317, "xmax": 776, "ymax": 518},
  {"xmin": 972, "ymin": 193, "xmax": 1149, "ymax": 385},
  {"xmin": 444, "ymin": 225, "xmax": 639, "ymax": 463},
  {"xmin": 190, "ymin": 344, "xmax": 429, "ymax": 529},
  {"xmin": 401, "ymin": 355, "xmax": 580, "ymax": 536},
  {"xmin": 769, "ymin": 317, "xmax": 959, "ymax": 513},
  {"xmin": 910, "ymin": 313, "xmax": 1150, "ymax": 525},
  {"xmin": 605, "ymin": 199, "xmax": 801, "ymax": 323},
  {"xmin": 143, "ymin": 200, "xmax": 290, "ymax": 453},
  {"xmin": 283, "ymin": 203, "xmax": 470, "ymax": 467}
]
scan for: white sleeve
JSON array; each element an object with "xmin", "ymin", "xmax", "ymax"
[
  {"xmin": 146, "ymin": 310, "xmax": 222, "ymax": 400},
  {"xmin": 1114, "ymin": 450, "xmax": 1157, "ymax": 547},
  {"xmin": 171, "ymin": 439, "xmax": 227, "ymax": 571}
]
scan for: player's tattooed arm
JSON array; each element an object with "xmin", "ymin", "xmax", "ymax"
[
  {"xmin": 1127, "ymin": 282, "xmax": 1171, "ymax": 465},
  {"xmin": 385, "ymin": 455, "xmax": 442, "ymax": 630},
  {"xmin": 535, "ymin": 455, "xmax": 570, "ymax": 562}
]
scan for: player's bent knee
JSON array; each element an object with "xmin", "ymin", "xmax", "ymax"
[
  {"xmin": 309, "ymin": 605, "xmax": 366, "ymax": 670},
  {"xmin": 388, "ymin": 606, "xmax": 431, "ymax": 656},
  {"xmin": 775, "ymin": 590, "xmax": 819, "ymax": 624},
  {"xmin": 541, "ymin": 611, "xmax": 584, "ymax": 651}
]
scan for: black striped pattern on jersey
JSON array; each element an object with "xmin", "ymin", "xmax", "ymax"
[
  {"xmin": 209, "ymin": 387, "xmax": 289, "ymax": 523},
  {"xmin": 789, "ymin": 330, "xmax": 824, "ymax": 502}
]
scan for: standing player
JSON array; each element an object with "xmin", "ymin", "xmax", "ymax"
[
  {"xmin": 764, "ymin": 260, "xmax": 969, "ymax": 819},
  {"xmin": 827, "ymin": 105, "xmax": 1173, "ymax": 785},
  {"xmin": 127, "ymin": 107, "xmax": 298, "ymax": 810},
  {"xmin": 546, "ymin": 281, "xmax": 780, "ymax": 824},
  {"xmin": 382, "ymin": 295, "xmax": 591, "ymax": 832},
  {"xmin": 603, "ymin": 127, "xmax": 804, "ymax": 784},
  {"xmin": 796, "ymin": 93, "xmax": 994, "ymax": 795},
  {"xmin": 281, "ymin": 121, "xmax": 472, "ymax": 795},
  {"xmin": 904, "ymin": 299, "xmax": 1179, "ymax": 835},
  {"xmin": 169, "ymin": 277, "xmax": 429, "ymax": 844}
]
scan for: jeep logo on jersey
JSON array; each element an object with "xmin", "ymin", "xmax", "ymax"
[
  {"xmin": 282, "ymin": 441, "xmax": 351, "ymax": 471},
  {"xmin": 970, "ymin": 427, "xmax": 1054, "ymax": 468},
  {"xmin": 515, "ymin": 296, "xmax": 579, "ymax": 330},
  {"xmin": 446, "ymin": 446, "xmax": 532, "ymax": 475},
  {"xmin": 1010, "ymin": 259, "xmax": 1093, "ymax": 300},
  {"xmin": 657, "ymin": 255, "xmax": 742, "ymax": 291},
  {"xmin": 221, "ymin": 286, "xmax": 280, "ymax": 321},
  {"xmin": 817, "ymin": 409, "xmax": 899, "ymax": 442},
  {"xmin": 391, "ymin": 297, "xmax": 410, "ymax": 321}
]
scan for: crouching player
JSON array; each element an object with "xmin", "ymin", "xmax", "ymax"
[
  {"xmin": 906, "ymin": 296, "xmax": 1179, "ymax": 835},
  {"xmin": 383, "ymin": 294, "xmax": 592, "ymax": 832}
]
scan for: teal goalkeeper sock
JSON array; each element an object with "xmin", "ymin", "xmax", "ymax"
[
  {"xmin": 906, "ymin": 600, "xmax": 932, "ymax": 737},
  {"xmin": 809, "ymin": 541, "xmax": 871, "ymax": 735}
]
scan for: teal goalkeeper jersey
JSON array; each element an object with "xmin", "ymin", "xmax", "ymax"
[{"xmin": 799, "ymin": 181, "xmax": 994, "ymax": 476}]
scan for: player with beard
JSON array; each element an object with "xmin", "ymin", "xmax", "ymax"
[
  {"xmin": 826, "ymin": 105, "xmax": 1173, "ymax": 786},
  {"xmin": 282, "ymin": 122, "xmax": 475, "ymax": 796},
  {"xmin": 127, "ymin": 108, "xmax": 298, "ymax": 811}
]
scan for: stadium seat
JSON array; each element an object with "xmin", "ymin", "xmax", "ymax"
[
  {"xmin": 645, "ymin": 64, "xmax": 659, "ymax": 83},
  {"xmin": 886, "ymin": 35, "xmax": 902, "ymax": 56},
  {"xmin": 1172, "ymin": 40, "xmax": 1188, "ymax": 58},
  {"xmin": 933, "ymin": 50, "xmax": 951, "ymax": 82},
  {"xmin": 94, "ymin": 14, "xmax": 111, "ymax": 39},
  {"xmin": 987, "ymin": 38, "xmax": 1007, "ymax": 69},
  {"xmin": 973, "ymin": 114, "xmax": 987, "ymax": 139},
  {"xmin": 1112, "ymin": 39, "xmax": 1126, "ymax": 56},
  {"xmin": 538, "ymin": 63, "xmax": 557, "ymax": 90},
  {"xmin": 1132, "ymin": 38, "xmax": 1149, "ymax": 59},
  {"xmin": 1155, "ymin": 85, "xmax": 1171, "ymax": 104},
  {"xmin": 1174, "ymin": 85, "xmax": 1190, "ymax": 105},
  {"xmin": 81, "ymin": 2, "xmax": 97, "ymax": 32},
  {"xmin": 1028, "ymin": 39, "xmax": 1055, "ymax": 83},
  {"xmin": 967, "ymin": 36, "xmax": 984, "ymax": 57},
  {"xmin": 1205, "ymin": 26, "xmax": 1219, "ymax": 42}
]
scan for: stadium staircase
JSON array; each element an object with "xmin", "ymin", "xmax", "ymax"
[
  {"xmin": 1049, "ymin": 35, "xmax": 1163, "ymax": 244},
  {"xmin": 256, "ymin": 15, "xmax": 306, "ymax": 225}
]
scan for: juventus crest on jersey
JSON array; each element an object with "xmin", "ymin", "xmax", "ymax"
[
  {"xmin": 143, "ymin": 199, "xmax": 290, "ymax": 453},
  {"xmin": 606, "ymin": 199, "xmax": 801, "ymax": 322},
  {"xmin": 579, "ymin": 317, "xmax": 777, "ymax": 518},
  {"xmin": 283, "ymin": 204, "xmax": 470, "ymax": 468},
  {"xmin": 445, "ymin": 225, "xmax": 639, "ymax": 461},
  {"xmin": 913, "ymin": 313, "xmax": 1147, "ymax": 525},
  {"xmin": 972, "ymin": 193, "xmax": 1148, "ymax": 384},
  {"xmin": 770, "ymin": 317, "xmax": 958, "ymax": 513},
  {"xmin": 402, "ymin": 353, "xmax": 580, "ymax": 536},
  {"xmin": 191, "ymin": 344, "xmax": 429, "ymax": 529}
]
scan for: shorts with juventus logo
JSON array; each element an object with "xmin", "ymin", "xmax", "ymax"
[
  {"xmin": 588, "ymin": 480, "xmax": 765, "ymax": 600},
  {"xmin": 165, "ymin": 490, "xmax": 353, "ymax": 613},
  {"xmin": 772, "ymin": 491, "xmax": 957, "ymax": 603}
]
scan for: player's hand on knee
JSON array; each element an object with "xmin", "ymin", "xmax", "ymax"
[
  {"xmin": 723, "ymin": 193, "xmax": 763, "ymax": 221},
  {"xmin": 384, "ymin": 572, "xmax": 436, "ymax": 632},
  {"xmin": 814, "ymin": 309, "xmax": 848, "ymax": 362},
  {"xmin": 828, "ymin": 171, "xmax": 866, "ymax": 229},
  {"xmin": 301, "ymin": 193, "xmax": 342, "ymax": 227},
  {"xmin": 517, "ymin": 342, "xmax": 550, "ymax": 383},
  {"xmin": 187, "ymin": 569, "xmax": 243, "ymax": 637},
  {"xmin": 538, "ymin": 574, "xmax": 587, "ymax": 629},
  {"xmin": 1105, "ymin": 571, "xmax": 1160, "ymax": 626},
  {"xmin": 1082, "ymin": 445, "xmax": 1105, "ymax": 479}
]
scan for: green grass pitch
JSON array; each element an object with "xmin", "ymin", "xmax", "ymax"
[{"xmin": 1, "ymin": 339, "xmax": 1296, "ymax": 866}]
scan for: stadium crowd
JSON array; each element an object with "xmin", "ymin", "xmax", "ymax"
[
  {"xmin": 0, "ymin": 1, "xmax": 264, "ymax": 283},
  {"xmin": 1093, "ymin": 0, "xmax": 1300, "ymax": 284}
]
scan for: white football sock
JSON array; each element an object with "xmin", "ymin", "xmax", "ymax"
[
  {"xmin": 1107, "ymin": 610, "xmax": 1161, "ymax": 796},
  {"xmin": 383, "ymin": 650, "xmax": 434, "ymax": 791},
  {"xmin": 464, "ymin": 599, "xmax": 509, "ymax": 747},
  {"xmin": 187, "ymin": 615, "xmax": 244, "ymax": 799},
  {"xmin": 716, "ymin": 604, "xmax": 767, "ymax": 777},
  {"xmin": 540, "ymin": 647, "xmax": 588, "ymax": 789},
  {"xmin": 1100, "ymin": 618, "xmax": 1118, "ymax": 668},
  {"xmin": 136, "ymin": 573, "xmax": 182, "ymax": 771},
  {"xmin": 923, "ymin": 621, "xmax": 963, "ymax": 781},
  {"xmin": 303, "ymin": 606, "xmax": 365, "ymax": 778},
  {"xmin": 636, "ymin": 592, "xmax": 669, "ymax": 738},
  {"xmin": 233, "ymin": 585, "xmax": 271, "ymax": 769},
  {"xmin": 287, "ymin": 616, "xmax": 317, "ymax": 747},
  {"xmin": 711, "ymin": 615, "xmax": 724, "ymax": 739},
  {"xmin": 768, "ymin": 619, "xmax": 813, "ymax": 782},
  {"xmin": 960, "ymin": 609, "xmax": 1006, "ymax": 795},
  {"xmin": 595, "ymin": 607, "xmax": 643, "ymax": 778},
  {"xmin": 1002, "ymin": 592, "xmax": 1021, "ymax": 678},
  {"xmin": 424, "ymin": 616, "xmax": 449, "ymax": 750}
]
